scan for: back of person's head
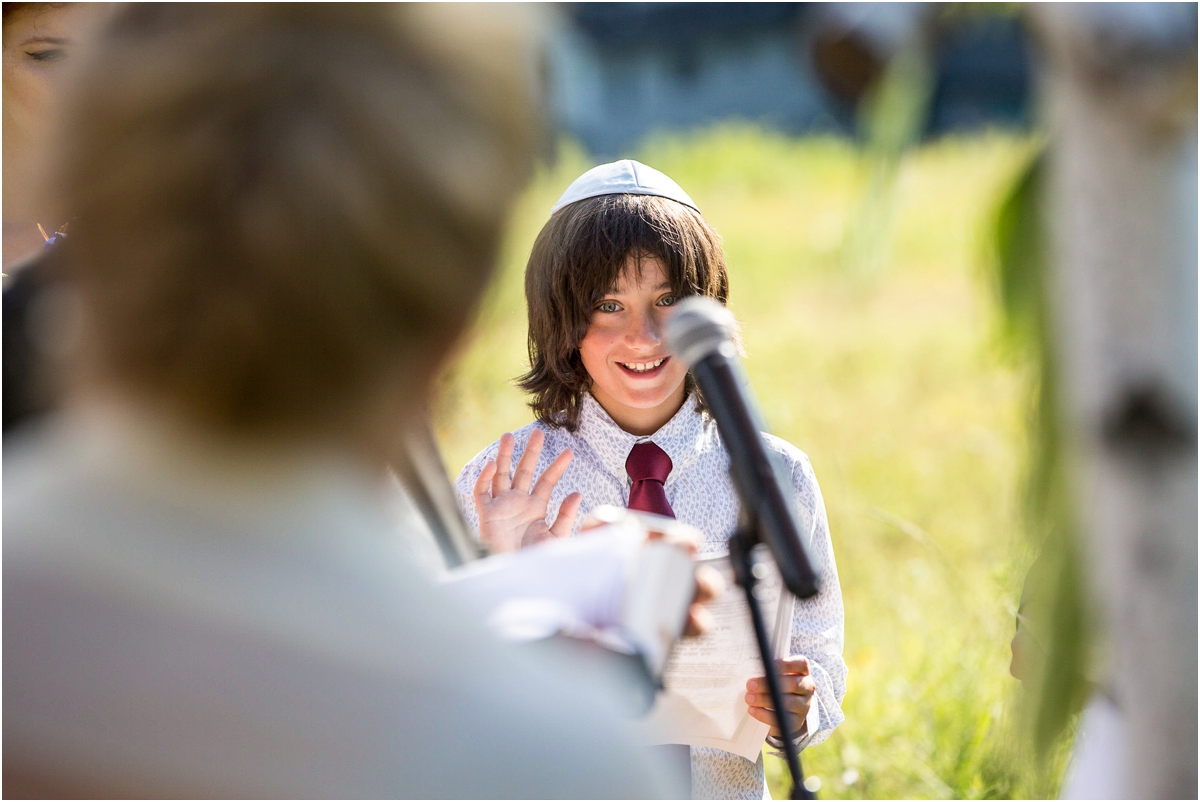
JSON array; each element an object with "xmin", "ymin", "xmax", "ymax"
[
  {"xmin": 519, "ymin": 193, "xmax": 730, "ymax": 430},
  {"xmin": 52, "ymin": 3, "xmax": 542, "ymax": 449}
]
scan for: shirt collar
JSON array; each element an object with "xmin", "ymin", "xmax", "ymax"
[{"xmin": 575, "ymin": 392, "xmax": 709, "ymax": 485}]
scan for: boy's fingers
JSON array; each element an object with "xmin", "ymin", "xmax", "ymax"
[
  {"xmin": 746, "ymin": 706, "xmax": 779, "ymax": 731},
  {"xmin": 746, "ymin": 694, "xmax": 777, "ymax": 714},
  {"xmin": 474, "ymin": 461, "xmax": 497, "ymax": 506},
  {"xmin": 579, "ymin": 517, "xmax": 607, "ymax": 532},
  {"xmin": 776, "ymin": 656, "xmax": 810, "ymax": 676},
  {"xmin": 745, "ymin": 676, "xmax": 814, "ymax": 708},
  {"xmin": 693, "ymin": 565, "xmax": 724, "ymax": 605},
  {"xmin": 645, "ymin": 523, "xmax": 700, "ymax": 554},
  {"xmin": 512, "ymin": 429, "xmax": 544, "ymax": 493},
  {"xmin": 494, "ymin": 433, "xmax": 515, "ymax": 493},
  {"xmin": 684, "ymin": 602, "xmax": 714, "ymax": 637},
  {"xmin": 549, "ymin": 492, "xmax": 583, "ymax": 538},
  {"xmin": 532, "ymin": 448, "xmax": 573, "ymax": 501},
  {"xmin": 746, "ymin": 673, "xmax": 815, "ymax": 695}
]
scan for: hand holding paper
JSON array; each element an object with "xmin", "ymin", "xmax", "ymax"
[
  {"xmin": 746, "ymin": 657, "xmax": 816, "ymax": 739},
  {"xmin": 582, "ymin": 506, "xmax": 725, "ymax": 639},
  {"xmin": 636, "ymin": 553, "xmax": 794, "ymax": 762},
  {"xmin": 443, "ymin": 507, "xmax": 720, "ymax": 680}
]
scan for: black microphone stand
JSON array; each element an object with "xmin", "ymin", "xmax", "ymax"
[{"xmin": 729, "ymin": 514, "xmax": 815, "ymax": 801}]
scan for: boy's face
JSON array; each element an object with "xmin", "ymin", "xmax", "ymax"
[{"xmin": 578, "ymin": 253, "xmax": 688, "ymax": 435}]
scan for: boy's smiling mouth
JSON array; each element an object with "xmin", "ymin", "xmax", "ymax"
[{"xmin": 617, "ymin": 356, "xmax": 669, "ymax": 375}]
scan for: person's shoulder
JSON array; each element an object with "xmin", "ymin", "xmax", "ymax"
[
  {"xmin": 761, "ymin": 433, "xmax": 816, "ymax": 479},
  {"xmin": 761, "ymin": 434, "xmax": 826, "ymax": 522}
]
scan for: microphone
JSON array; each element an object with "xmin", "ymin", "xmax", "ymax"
[{"xmin": 665, "ymin": 297, "xmax": 821, "ymax": 599}]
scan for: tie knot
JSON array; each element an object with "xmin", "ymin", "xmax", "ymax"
[{"xmin": 626, "ymin": 441, "xmax": 672, "ymax": 484}]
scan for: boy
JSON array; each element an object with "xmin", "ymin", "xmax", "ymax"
[{"xmin": 457, "ymin": 160, "xmax": 847, "ymax": 799}]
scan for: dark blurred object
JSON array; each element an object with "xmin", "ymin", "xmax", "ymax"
[
  {"xmin": 812, "ymin": 28, "xmax": 885, "ymax": 107},
  {"xmin": 3, "ymin": 248, "xmax": 66, "ymax": 433},
  {"xmin": 808, "ymin": 2, "xmax": 924, "ymax": 112},
  {"xmin": 393, "ymin": 420, "xmax": 486, "ymax": 568}
]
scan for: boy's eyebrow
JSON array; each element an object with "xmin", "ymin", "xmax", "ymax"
[
  {"xmin": 20, "ymin": 36, "xmax": 72, "ymax": 47},
  {"xmin": 605, "ymin": 281, "xmax": 672, "ymax": 295}
]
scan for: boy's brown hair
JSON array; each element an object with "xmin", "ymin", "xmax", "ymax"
[
  {"xmin": 52, "ymin": 4, "xmax": 540, "ymax": 444},
  {"xmin": 519, "ymin": 192, "xmax": 730, "ymax": 430}
]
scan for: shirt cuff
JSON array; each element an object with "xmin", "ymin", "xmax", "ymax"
[{"xmin": 766, "ymin": 694, "xmax": 821, "ymax": 752}]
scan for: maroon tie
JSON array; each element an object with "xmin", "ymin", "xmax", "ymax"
[
  {"xmin": 626, "ymin": 441, "xmax": 675, "ymax": 519},
  {"xmin": 627, "ymin": 441, "xmax": 688, "ymax": 784}
]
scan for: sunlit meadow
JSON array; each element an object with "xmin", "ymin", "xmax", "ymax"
[{"xmin": 433, "ymin": 127, "xmax": 1064, "ymax": 799}]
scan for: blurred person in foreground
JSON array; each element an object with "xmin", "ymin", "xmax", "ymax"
[{"xmin": 3, "ymin": 4, "xmax": 685, "ymax": 798}]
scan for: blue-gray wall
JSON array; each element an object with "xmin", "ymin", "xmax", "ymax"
[{"xmin": 546, "ymin": 3, "xmax": 1032, "ymax": 156}]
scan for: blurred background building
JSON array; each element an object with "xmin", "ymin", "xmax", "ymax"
[{"xmin": 545, "ymin": 2, "xmax": 1033, "ymax": 155}]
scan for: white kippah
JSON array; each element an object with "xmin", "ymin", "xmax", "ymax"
[{"xmin": 551, "ymin": 159, "xmax": 700, "ymax": 214}]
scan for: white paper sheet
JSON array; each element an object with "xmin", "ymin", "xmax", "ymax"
[{"xmin": 636, "ymin": 551, "xmax": 793, "ymax": 762}]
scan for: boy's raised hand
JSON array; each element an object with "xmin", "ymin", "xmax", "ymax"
[{"xmin": 473, "ymin": 429, "xmax": 582, "ymax": 553}]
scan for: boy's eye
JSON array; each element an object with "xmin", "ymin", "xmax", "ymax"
[
  {"xmin": 597, "ymin": 300, "xmax": 620, "ymax": 313},
  {"xmin": 27, "ymin": 49, "xmax": 66, "ymax": 63},
  {"xmin": 658, "ymin": 295, "xmax": 677, "ymax": 307}
]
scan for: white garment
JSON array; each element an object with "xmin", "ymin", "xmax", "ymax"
[
  {"xmin": 3, "ymin": 407, "xmax": 683, "ymax": 798},
  {"xmin": 1059, "ymin": 692, "xmax": 1130, "ymax": 800},
  {"xmin": 455, "ymin": 392, "xmax": 847, "ymax": 800}
]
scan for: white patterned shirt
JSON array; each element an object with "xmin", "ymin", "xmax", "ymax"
[{"xmin": 454, "ymin": 392, "xmax": 846, "ymax": 800}]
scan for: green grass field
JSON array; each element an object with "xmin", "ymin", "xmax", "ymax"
[{"xmin": 433, "ymin": 126, "xmax": 1066, "ymax": 799}]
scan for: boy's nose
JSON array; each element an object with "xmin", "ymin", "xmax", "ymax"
[{"xmin": 625, "ymin": 310, "xmax": 662, "ymax": 346}]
